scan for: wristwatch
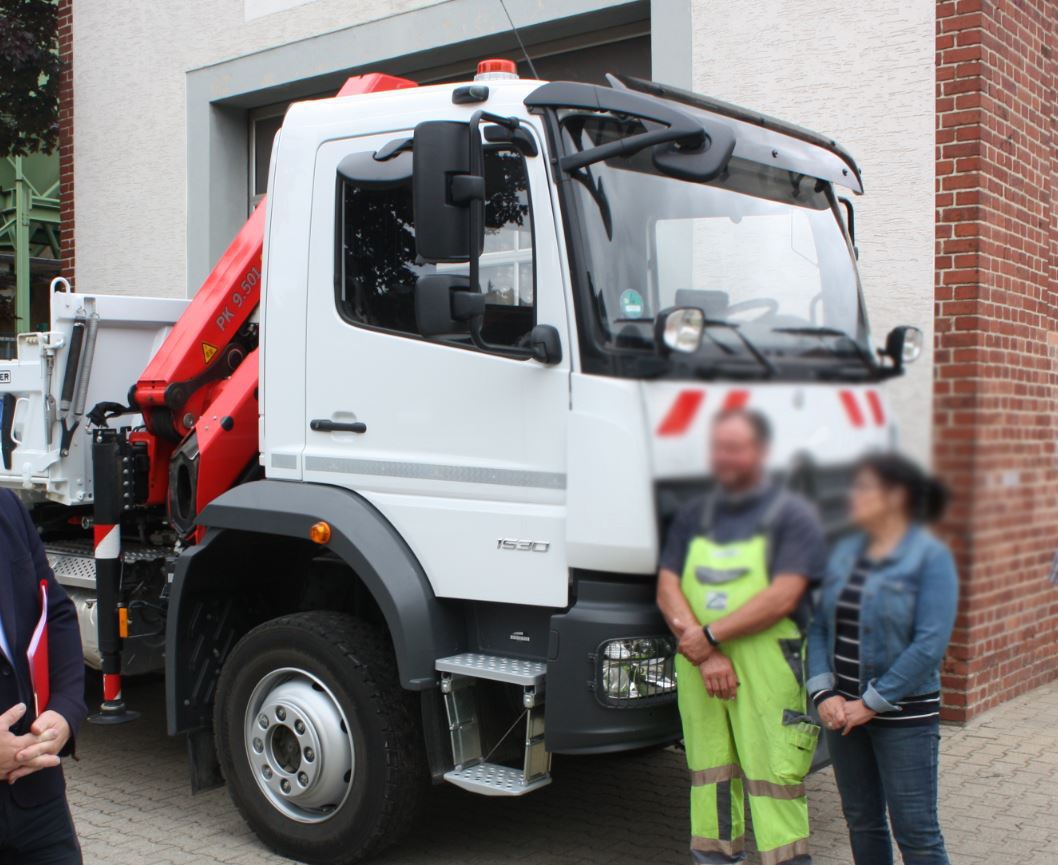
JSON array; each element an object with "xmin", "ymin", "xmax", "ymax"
[{"xmin": 703, "ymin": 624, "xmax": 721, "ymax": 647}]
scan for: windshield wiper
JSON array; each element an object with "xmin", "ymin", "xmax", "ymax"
[
  {"xmin": 702, "ymin": 319, "xmax": 777, "ymax": 377},
  {"xmin": 771, "ymin": 326, "xmax": 877, "ymax": 373}
]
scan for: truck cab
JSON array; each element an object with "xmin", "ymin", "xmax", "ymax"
[{"xmin": 0, "ymin": 64, "xmax": 920, "ymax": 865}]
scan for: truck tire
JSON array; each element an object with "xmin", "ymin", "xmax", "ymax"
[{"xmin": 213, "ymin": 611, "xmax": 427, "ymax": 865}]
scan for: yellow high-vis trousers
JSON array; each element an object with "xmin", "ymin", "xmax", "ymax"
[{"xmin": 678, "ymin": 529, "xmax": 819, "ymax": 865}]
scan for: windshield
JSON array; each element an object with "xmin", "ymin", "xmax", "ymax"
[{"xmin": 559, "ymin": 109, "xmax": 871, "ymax": 378}]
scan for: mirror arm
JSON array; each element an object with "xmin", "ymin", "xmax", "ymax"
[
  {"xmin": 450, "ymin": 174, "xmax": 485, "ymax": 204},
  {"xmin": 558, "ymin": 124, "xmax": 705, "ymax": 173},
  {"xmin": 374, "ymin": 137, "xmax": 413, "ymax": 161},
  {"xmin": 839, "ymin": 196, "xmax": 856, "ymax": 243},
  {"xmin": 473, "ymin": 110, "xmax": 520, "ymax": 130}
]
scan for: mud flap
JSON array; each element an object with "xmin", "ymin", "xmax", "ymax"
[{"xmin": 187, "ymin": 728, "xmax": 224, "ymax": 794}]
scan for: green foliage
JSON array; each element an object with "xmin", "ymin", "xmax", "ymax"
[{"xmin": 0, "ymin": 0, "xmax": 61, "ymax": 157}]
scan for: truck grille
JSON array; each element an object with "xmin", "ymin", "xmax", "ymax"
[{"xmin": 656, "ymin": 462, "xmax": 856, "ymax": 545}]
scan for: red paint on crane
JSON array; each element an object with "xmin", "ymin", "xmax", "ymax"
[{"xmin": 337, "ymin": 73, "xmax": 418, "ymax": 97}]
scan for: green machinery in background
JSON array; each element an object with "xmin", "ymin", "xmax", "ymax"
[{"xmin": 0, "ymin": 153, "xmax": 61, "ymax": 341}]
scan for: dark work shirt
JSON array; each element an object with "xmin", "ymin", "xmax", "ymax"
[
  {"xmin": 812, "ymin": 557, "xmax": 940, "ymax": 725},
  {"xmin": 659, "ymin": 479, "xmax": 827, "ymax": 629}
]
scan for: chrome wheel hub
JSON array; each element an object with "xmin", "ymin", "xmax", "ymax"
[{"xmin": 244, "ymin": 667, "xmax": 354, "ymax": 823}]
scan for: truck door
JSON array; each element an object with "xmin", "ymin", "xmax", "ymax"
[{"xmin": 303, "ymin": 128, "xmax": 571, "ymax": 608}]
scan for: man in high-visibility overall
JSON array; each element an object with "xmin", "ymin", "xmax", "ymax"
[{"xmin": 657, "ymin": 408, "xmax": 826, "ymax": 865}]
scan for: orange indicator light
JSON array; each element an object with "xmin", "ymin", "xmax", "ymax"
[{"xmin": 309, "ymin": 521, "xmax": 332, "ymax": 545}]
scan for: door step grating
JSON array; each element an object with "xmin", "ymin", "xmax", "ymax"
[
  {"xmin": 444, "ymin": 762, "xmax": 552, "ymax": 797},
  {"xmin": 435, "ymin": 653, "xmax": 546, "ymax": 687}
]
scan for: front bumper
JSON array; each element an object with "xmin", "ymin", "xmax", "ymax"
[{"xmin": 546, "ymin": 575, "xmax": 680, "ymax": 753}]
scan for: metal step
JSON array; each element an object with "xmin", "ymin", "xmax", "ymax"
[
  {"xmin": 444, "ymin": 762, "xmax": 552, "ymax": 797},
  {"xmin": 435, "ymin": 652, "xmax": 546, "ymax": 687},
  {"xmin": 436, "ymin": 652, "xmax": 552, "ymax": 797},
  {"xmin": 46, "ymin": 539, "xmax": 169, "ymax": 590}
]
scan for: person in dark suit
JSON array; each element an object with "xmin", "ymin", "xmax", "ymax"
[{"xmin": 0, "ymin": 489, "xmax": 87, "ymax": 864}]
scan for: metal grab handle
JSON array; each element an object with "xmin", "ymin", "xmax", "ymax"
[
  {"xmin": 9, "ymin": 397, "xmax": 29, "ymax": 445},
  {"xmin": 310, "ymin": 419, "xmax": 367, "ymax": 434}
]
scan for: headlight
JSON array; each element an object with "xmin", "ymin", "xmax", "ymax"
[{"xmin": 597, "ymin": 636, "xmax": 677, "ymax": 705}]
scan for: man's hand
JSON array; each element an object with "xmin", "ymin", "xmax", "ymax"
[
  {"xmin": 7, "ymin": 710, "xmax": 70, "ymax": 783},
  {"xmin": 817, "ymin": 695, "xmax": 847, "ymax": 732},
  {"xmin": 678, "ymin": 625, "xmax": 714, "ymax": 665},
  {"xmin": 0, "ymin": 703, "xmax": 36, "ymax": 779},
  {"xmin": 699, "ymin": 652, "xmax": 738, "ymax": 700},
  {"xmin": 840, "ymin": 700, "xmax": 876, "ymax": 735}
]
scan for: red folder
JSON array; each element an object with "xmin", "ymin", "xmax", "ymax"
[{"xmin": 26, "ymin": 579, "xmax": 49, "ymax": 716}]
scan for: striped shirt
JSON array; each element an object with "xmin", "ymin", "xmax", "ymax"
[{"xmin": 813, "ymin": 558, "xmax": 940, "ymax": 725}]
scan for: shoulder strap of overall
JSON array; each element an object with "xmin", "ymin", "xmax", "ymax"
[
  {"xmin": 758, "ymin": 486, "xmax": 793, "ymax": 578},
  {"xmin": 698, "ymin": 491, "xmax": 718, "ymax": 537},
  {"xmin": 758, "ymin": 486, "xmax": 792, "ymax": 534}
]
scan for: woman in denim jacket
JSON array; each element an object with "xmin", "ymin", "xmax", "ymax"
[{"xmin": 806, "ymin": 453, "xmax": 958, "ymax": 865}]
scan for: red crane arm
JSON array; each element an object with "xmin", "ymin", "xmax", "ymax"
[{"xmin": 131, "ymin": 203, "xmax": 266, "ymax": 441}]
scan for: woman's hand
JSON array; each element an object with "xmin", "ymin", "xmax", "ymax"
[
  {"xmin": 699, "ymin": 653, "xmax": 739, "ymax": 700},
  {"xmin": 840, "ymin": 699, "xmax": 876, "ymax": 735},
  {"xmin": 818, "ymin": 695, "xmax": 848, "ymax": 732}
]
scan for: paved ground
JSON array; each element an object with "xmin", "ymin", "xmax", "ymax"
[{"xmin": 66, "ymin": 675, "xmax": 1058, "ymax": 865}]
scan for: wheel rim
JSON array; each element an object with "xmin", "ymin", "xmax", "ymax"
[{"xmin": 243, "ymin": 667, "xmax": 355, "ymax": 823}]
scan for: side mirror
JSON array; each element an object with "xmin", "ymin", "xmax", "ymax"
[
  {"xmin": 882, "ymin": 325, "xmax": 923, "ymax": 373},
  {"xmin": 651, "ymin": 125, "xmax": 736, "ymax": 183},
  {"xmin": 654, "ymin": 307, "xmax": 705, "ymax": 356},
  {"xmin": 415, "ymin": 274, "xmax": 485, "ymax": 337},
  {"xmin": 412, "ymin": 121, "xmax": 485, "ymax": 262}
]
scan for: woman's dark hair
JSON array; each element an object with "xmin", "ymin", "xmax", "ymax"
[{"xmin": 854, "ymin": 452, "xmax": 949, "ymax": 522}]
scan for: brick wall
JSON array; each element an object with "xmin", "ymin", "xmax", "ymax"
[
  {"xmin": 935, "ymin": 0, "xmax": 1058, "ymax": 721},
  {"xmin": 57, "ymin": 0, "xmax": 74, "ymax": 288}
]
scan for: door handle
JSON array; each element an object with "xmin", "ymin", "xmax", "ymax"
[{"xmin": 310, "ymin": 419, "xmax": 367, "ymax": 433}]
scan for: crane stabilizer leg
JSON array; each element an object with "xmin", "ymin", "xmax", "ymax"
[{"xmin": 87, "ymin": 428, "xmax": 139, "ymax": 725}]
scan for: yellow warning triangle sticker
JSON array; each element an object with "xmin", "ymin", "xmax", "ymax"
[{"xmin": 202, "ymin": 342, "xmax": 218, "ymax": 364}]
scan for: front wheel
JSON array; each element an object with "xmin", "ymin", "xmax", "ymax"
[{"xmin": 214, "ymin": 612, "xmax": 426, "ymax": 864}]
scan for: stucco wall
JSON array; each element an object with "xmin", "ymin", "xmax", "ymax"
[
  {"xmin": 686, "ymin": 1, "xmax": 936, "ymax": 463},
  {"xmin": 71, "ymin": 0, "xmax": 445, "ymax": 301}
]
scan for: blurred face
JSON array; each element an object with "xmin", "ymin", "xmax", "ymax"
[
  {"xmin": 710, "ymin": 416, "xmax": 766, "ymax": 491},
  {"xmin": 848, "ymin": 468, "xmax": 907, "ymax": 529}
]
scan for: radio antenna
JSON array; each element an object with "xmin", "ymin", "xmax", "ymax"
[{"xmin": 498, "ymin": 0, "xmax": 540, "ymax": 79}]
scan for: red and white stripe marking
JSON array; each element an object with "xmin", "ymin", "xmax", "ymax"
[
  {"xmin": 93, "ymin": 524, "xmax": 120, "ymax": 560},
  {"xmin": 655, "ymin": 387, "xmax": 887, "ymax": 438},
  {"xmin": 102, "ymin": 673, "xmax": 122, "ymax": 702},
  {"xmin": 656, "ymin": 390, "xmax": 706, "ymax": 437}
]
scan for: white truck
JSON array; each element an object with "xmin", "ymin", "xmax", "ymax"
[{"xmin": 0, "ymin": 61, "xmax": 920, "ymax": 863}]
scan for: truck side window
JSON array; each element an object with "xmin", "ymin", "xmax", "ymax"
[{"xmin": 337, "ymin": 147, "xmax": 535, "ymax": 349}]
